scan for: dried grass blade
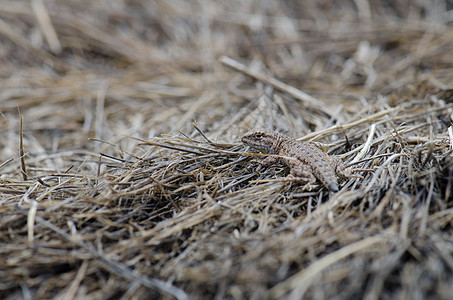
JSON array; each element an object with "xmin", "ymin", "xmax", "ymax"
[
  {"xmin": 19, "ymin": 115, "xmax": 28, "ymax": 181},
  {"xmin": 448, "ymin": 126, "xmax": 453, "ymax": 150},
  {"xmin": 30, "ymin": 0, "xmax": 61, "ymax": 53},
  {"xmin": 27, "ymin": 200, "xmax": 38, "ymax": 244},
  {"xmin": 0, "ymin": 157, "xmax": 14, "ymax": 170},
  {"xmin": 351, "ymin": 123, "xmax": 376, "ymax": 163},
  {"xmin": 298, "ymin": 108, "xmax": 396, "ymax": 141}
]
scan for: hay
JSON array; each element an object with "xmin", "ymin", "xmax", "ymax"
[{"xmin": 1, "ymin": 0, "xmax": 452, "ymax": 299}]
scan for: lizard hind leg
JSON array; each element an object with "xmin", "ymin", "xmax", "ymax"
[
  {"xmin": 332, "ymin": 157, "xmax": 371, "ymax": 180},
  {"xmin": 288, "ymin": 164, "xmax": 317, "ymax": 191},
  {"xmin": 331, "ymin": 156, "xmax": 352, "ymax": 178}
]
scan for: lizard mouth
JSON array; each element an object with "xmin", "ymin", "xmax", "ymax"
[{"xmin": 241, "ymin": 137, "xmax": 256, "ymax": 146}]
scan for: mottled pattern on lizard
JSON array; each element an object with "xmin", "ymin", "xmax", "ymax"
[{"xmin": 241, "ymin": 128, "xmax": 351, "ymax": 192}]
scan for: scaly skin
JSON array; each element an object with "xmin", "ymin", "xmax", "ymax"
[{"xmin": 242, "ymin": 128, "xmax": 350, "ymax": 192}]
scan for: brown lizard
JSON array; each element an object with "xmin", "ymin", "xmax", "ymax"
[{"xmin": 241, "ymin": 128, "xmax": 351, "ymax": 192}]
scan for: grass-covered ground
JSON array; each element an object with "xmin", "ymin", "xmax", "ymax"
[{"xmin": 1, "ymin": 1, "xmax": 452, "ymax": 299}]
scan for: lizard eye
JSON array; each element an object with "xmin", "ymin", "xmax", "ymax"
[{"xmin": 254, "ymin": 133, "xmax": 264, "ymax": 139}]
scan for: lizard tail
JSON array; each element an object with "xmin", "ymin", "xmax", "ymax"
[{"xmin": 327, "ymin": 182, "xmax": 339, "ymax": 192}]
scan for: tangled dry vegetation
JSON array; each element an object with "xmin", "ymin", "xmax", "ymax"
[{"xmin": 1, "ymin": 0, "xmax": 453, "ymax": 299}]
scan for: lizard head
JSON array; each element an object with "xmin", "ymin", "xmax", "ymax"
[{"xmin": 241, "ymin": 128, "xmax": 283, "ymax": 153}]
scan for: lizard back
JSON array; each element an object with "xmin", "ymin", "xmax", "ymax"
[{"xmin": 278, "ymin": 139, "xmax": 339, "ymax": 191}]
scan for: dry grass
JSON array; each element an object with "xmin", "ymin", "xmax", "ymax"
[{"xmin": 1, "ymin": 0, "xmax": 453, "ymax": 299}]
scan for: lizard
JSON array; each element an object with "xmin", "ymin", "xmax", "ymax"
[{"xmin": 241, "ymin": 128, "xmax": 351, "ymax": 192}]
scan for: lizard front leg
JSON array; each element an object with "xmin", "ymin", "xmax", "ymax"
[{"xmin": 253, "ymin": 155, "xmax": 279, "ymax": 167}]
